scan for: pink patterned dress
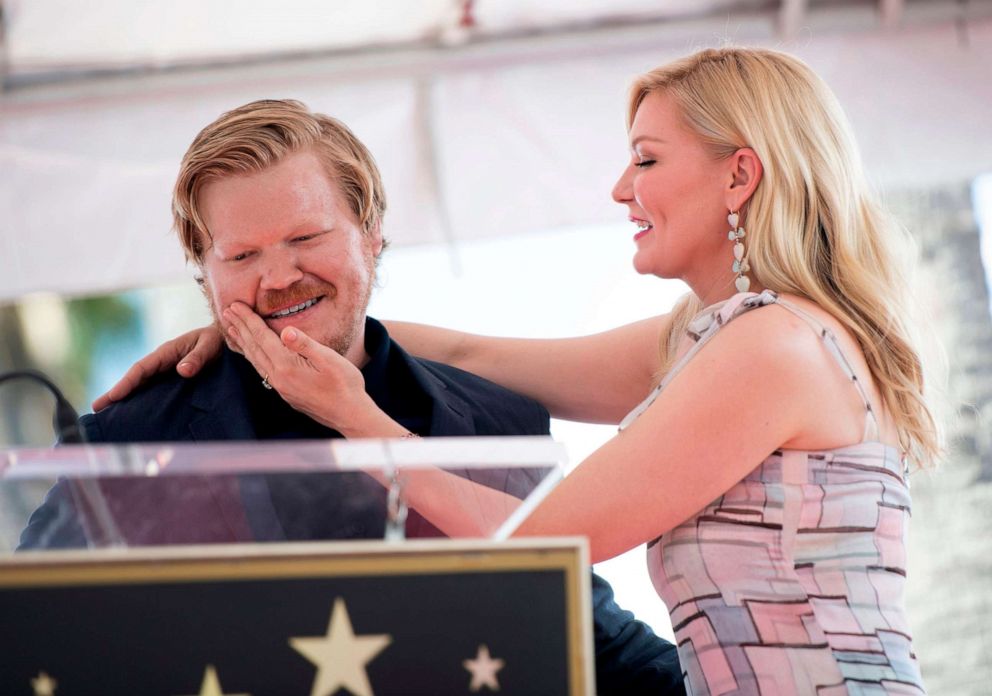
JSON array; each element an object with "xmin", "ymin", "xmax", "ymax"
[{"xmin": 621, "ymin": 291, "xmax": 926, "ymax": 695}]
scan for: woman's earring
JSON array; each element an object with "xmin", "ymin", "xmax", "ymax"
[{"xmin": 728, "ymin": 211, "xmax": 750, "ymax": 293}]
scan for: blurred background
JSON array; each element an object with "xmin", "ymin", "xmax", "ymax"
[{"xmin": 1, "ymin": 1, "xmax": 990, "ymax": 691}]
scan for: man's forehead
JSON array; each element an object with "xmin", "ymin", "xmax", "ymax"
[{"xmin": 200, "ymin": 159, "xmax": 346, "ymax": 239}]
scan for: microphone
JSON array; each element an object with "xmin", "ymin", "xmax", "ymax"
[{"xmin": 0, "ymin": 369, "xmax": 88, "ymax": 444}]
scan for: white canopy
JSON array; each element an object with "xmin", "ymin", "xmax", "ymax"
[{"xmin": 1, "ymin": 1, "xmax": 991, "ymax": 300}]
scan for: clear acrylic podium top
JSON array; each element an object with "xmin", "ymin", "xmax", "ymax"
[{"xmin": 1, "ymin": 436, "xmax": 566, "ymax": 554}]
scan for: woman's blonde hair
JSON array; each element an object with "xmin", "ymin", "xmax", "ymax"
[
  {"xmin": 173, "ymin": 99, "xmax": 387, "ymax": 265},
  {"xmin": 629, "ymin": 47, "xmax": 940, "ymax": 467}
]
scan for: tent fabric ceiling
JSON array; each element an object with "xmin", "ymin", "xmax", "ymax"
[
  {"xmin": 3, "ymin": 1, "xmax": 755, "ymax": 79},
  {"xmin": 1, "ymin": 2, "xmax": 991, "ymax": 300}
]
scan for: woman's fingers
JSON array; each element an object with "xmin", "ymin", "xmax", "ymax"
[
  {"xmin": 222, "ymin": 312, "xmax": 391, "ymax": 436},
  {"xmin": 280, "ymin": 326, "xmax": 323, "ymax": 365},
  {"xmin": 280, "ymin": 326, "xmax": 364, "ymax": 385},
  {"xmin": 274, "ymin": 325, "xmax": 376, "ymax": 432},
  {"xmin": 177, "ymin": 326, "xmax": 226, "ymax": 376},
  {"xmin": 92, "ymin": 327, "xmax": 220, "ymax": 411},
  {"xmin": 223, "ymin": 302, "xmax": 285, "ymax": 382}
]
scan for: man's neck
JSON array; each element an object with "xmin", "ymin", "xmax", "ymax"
[{"xmin": 343, "ymin": 321, "xmax": 372, "ymax": 369}]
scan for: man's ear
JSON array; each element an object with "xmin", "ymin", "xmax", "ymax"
[
  {"xmin": 368, "ymin": 221, "xmax": 384, "ymax": 257},
  {"xmin": 725, "ymin": 147, "xmax": 763, "ymax": 212}
]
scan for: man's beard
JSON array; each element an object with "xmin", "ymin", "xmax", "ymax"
[{"xmin": 201, "ymin": 273, "xmax": 374, "ymax": 359}]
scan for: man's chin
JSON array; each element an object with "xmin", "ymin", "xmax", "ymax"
[
  {"xmin": 267, "ymin": 316, "xmax": 355, "ymax": 358},
  {"xmin": 314, "ymin": 320, "xmax": 365, "ymax": 363}
]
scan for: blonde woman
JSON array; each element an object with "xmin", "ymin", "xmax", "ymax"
[{"xmin": 99, "ymin": 48, "xmax": 937, "ymax": 693}]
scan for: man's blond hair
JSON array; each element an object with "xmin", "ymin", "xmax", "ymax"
[{"xmin": 173, "ymin": 99, "xmax": 386, "ymax": 265}]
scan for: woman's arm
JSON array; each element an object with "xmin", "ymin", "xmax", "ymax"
[
  {"xmin": 513, "ymin": 304, "xmax": 830, "ymax": 563},
  {"xmin": 94, "ymin": 314, "xmax": 671, "ymax": 424},
  {"xmin": 385, "ymin": 315, "xmax": 672, "ymax": 424},
  {"xmin": 368, "ymin": 467, "xmax": 526, "ymax": 539}
]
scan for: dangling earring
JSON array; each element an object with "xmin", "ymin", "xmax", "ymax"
[{"xmin": 727, "ymin": 210, "xmax": 750, "ymax": 293}]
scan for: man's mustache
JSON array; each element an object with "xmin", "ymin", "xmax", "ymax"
[{"xmin": 256, "ymin": 281, "xmax": 335, "ymax": 317}]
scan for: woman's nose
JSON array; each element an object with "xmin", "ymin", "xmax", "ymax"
[{"xmin": 612, "ymin": 165, "xmax": 633, "ymax": 204}]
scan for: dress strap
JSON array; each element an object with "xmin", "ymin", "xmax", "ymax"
[{"xmin": 772, "ymin": 298, "xmax": 881, "ymax": 442}]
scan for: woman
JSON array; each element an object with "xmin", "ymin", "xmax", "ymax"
[{"xmin": 99, "ymin": 48, "xmax": 938, "ymax": 693}]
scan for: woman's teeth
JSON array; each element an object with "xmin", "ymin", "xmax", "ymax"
[{"xmin": 268, "ymin": 297, "xmax": 319, "ymax": 319}]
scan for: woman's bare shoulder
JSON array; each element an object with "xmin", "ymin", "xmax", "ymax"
[
  {"xmin": 717, "ymin": 295, "xmax": 827, "ymax": 358},
  {"xmin": 729, "ymin": 292, "xmax": 886, "ymax": 449}
]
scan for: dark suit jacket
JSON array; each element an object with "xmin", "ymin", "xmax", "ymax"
[{"xmin": 20, "ymin": 320, "xmax": 684, "ymax": 694}]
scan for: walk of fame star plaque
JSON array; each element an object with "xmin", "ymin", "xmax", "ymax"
[{"xmin": 1, "ymin": 539, "xmax": 593, "ymax": 695}]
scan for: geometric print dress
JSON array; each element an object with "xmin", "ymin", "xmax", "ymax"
[{"xmin": 620, "ymin": 290, "xmax": 926, "ymax": 695}]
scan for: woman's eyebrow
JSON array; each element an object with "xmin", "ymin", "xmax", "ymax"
[{"xmin": 631, "ymin": 135, "xmax": 667, "ymax": 147}]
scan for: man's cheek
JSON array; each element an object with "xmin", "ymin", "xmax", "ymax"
[{"xmin": 205, "ymin": 272, "xmax": 251, "ymax": 310}]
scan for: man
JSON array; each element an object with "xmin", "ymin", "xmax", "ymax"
[{"xmin": 21, "ymin": 100, "xmax": 683, "ymax": 693}]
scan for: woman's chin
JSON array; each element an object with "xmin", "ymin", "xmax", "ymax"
[
  {"xmin": 631, "ymin": 253, "xmax": 659, "ymax": 277},
  {"xmin": 632, "ymin": 256, "xmax": 680, "ymax": 282}
]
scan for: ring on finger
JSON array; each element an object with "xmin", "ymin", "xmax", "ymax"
[{"xmin": 261, "ymin": 374, "xmax": 273, "ymax": 390}]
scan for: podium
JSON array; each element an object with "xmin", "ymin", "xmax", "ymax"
[{"xmin": 1, "ymin": 437, "xmax": 593, "ymax": 696}]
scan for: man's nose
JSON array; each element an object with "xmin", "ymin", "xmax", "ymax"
[
  {"xmin": 260, "ymin": 248, "xmax": 304, "ymax": 290},
  {"xmin": 612, "ymin": 165, "xmax": 633, "ymax": 204}
]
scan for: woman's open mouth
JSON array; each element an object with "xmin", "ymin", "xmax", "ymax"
[{"xmin": 632, "ymin": 217, "xmax": 653, "ymax": 241}]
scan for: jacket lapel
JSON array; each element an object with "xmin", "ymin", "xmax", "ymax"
[
  {"xmin": 388, "ymin": 341, "xmax": 477, "ymax": 436},
  {"xmin": 187, "ymin": 349, "xmax": 258, "ymax": 442}
]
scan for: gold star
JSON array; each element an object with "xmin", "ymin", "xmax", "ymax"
[
  {"xmin": 463, "ymin": 644, "xmax": 505, "ymax": 692},
  {"xmin": 31, "ymin": 672, "xmax": 57, "ymax": 696},
  {"xmin": 175, "ymin": 665, "xmax": 250, "ymax": 696},
  {"xmin": 290, "ymin": 598, "xmax": 392, "ymax": 696}
]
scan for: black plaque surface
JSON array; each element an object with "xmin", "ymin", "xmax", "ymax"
[{"xmin": 1, "ymin": 540, "xmax": 590, "ymax": 696}]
